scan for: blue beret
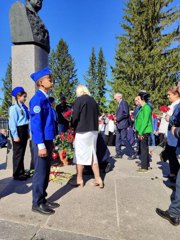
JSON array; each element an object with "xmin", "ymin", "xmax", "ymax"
[
  {"xmin": 11, "ymin": 87, "xmax": 25, "ymax": 97},
  {"xmin": 49, "ymin": 97, "xmax": 55, "ymax": 103},
  {"xmin": 30, "ymin": 67, "xmax": 51, "ymax": 82}
]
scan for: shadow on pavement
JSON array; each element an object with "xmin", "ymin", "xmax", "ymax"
[
  {"xmin": 48, "ymin": 179, "xmax": 76, "ymax": 202},
  {"xmin": 0, "ymin": 177, "xmax": 32, "ymax": 198},
  {"xmin": 0, "ymin": 162, "xmax": 7, "ymax": 170},
  {"xmin": 47, "ymin": 158, "xmax": 115, "ymax": 202}
]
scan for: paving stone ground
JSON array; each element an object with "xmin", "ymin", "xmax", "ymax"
[{"xmin": 0, "ymin": 146, "xmax": 180, "ymax": 240}]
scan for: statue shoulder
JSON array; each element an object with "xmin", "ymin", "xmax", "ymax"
[{"xmin": 10, "ymin": 1, "xmax": 33, "ymax": 43}]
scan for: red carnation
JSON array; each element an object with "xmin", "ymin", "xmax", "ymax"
[
  {"xmin": 108, "ymin": 115, "xmax": 114, "ymax": 120},
  {"xmin": 63, "ymin": 110, "xmax": 73, "ymax": 118},
  {"xmin": 159, "ymin": 106, "xmax": 170, "ymax": 113},
  {"xmin": 62, "ymin": 149, "xmax": 67, "ymax": 158},
  {"xmin": 60, "ymin": 135, "xmax": 65, "ymax": 140},
  {"xmin": 152, "ymin": 113, "xmax": 157, "ymax": 118}
]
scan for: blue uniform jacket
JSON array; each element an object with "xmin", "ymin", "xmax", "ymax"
[
  {"xmin": 9, "ymin": 103, "xmax": 29, "ymax": 139},
  {"xmin": 29, "ymin": 90, "xmax": 55, "ymax": 144},
  {"xmin": 169, "ymin": 103, "xmax": 180, "ymax": 130}
]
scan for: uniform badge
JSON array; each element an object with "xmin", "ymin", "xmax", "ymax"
[{"xmin": 33, "ymin": 106, "xmax": 41, "ymax": 113}]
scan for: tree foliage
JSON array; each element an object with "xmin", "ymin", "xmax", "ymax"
[
  {"xmin": 84, "ymin": 48, "xmax": 98, "ymax": 98},
  {"xmin": 0, "ymin": 60, "xmax": 12, "ymax": 117},
  {"xmin": 84, "ymin": 47, "xmax": 107, "ymax": 112},
  {"xmin": 97, "ymin": 48, "xmax": 107, "ymax": 112},
  {"xmin": 49, "ymin": 39, "xmax": 78, "ymax": 104},
  {"xmin": 111, "ymin": 0, "xmax": 180, "ymax": 109}
]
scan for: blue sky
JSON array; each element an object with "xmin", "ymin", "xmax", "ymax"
[
  {"xmin": 0, "ymin": 0, "xmax": 179, "ymax": 101},
  {"xmin": 0, "ymin": 0, "xmax": 124, "ymax": 98}
]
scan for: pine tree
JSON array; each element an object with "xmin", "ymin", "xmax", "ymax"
[
  {"xmin": 112, "ymin": 0, "xmax": 180, "ymax": 109},
  {"xmin": 84, "ymin": 48, "xmax": 98, "ymax": 98},
  {"xmin": 97, "ymin": 48, "xmax": 107, "ymax": 112},
  {"xmin": 49, "ymin": 39, "xmax": 78, "ymax": 104},
  {"xmin": 0, "ymin": 60, "xmax": 12, "ymax": 117}
]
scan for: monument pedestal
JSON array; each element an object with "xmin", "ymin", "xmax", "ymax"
[
  {"xmin": 12, "ymin": 44, "xmax": 48, "ymax": 105},
  {"xmin": 7, "ymin": 44, "xmax": 48, "ymax": 170}
]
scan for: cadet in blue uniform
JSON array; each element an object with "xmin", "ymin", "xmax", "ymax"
[
  {"xmin": 49, "ymin": 97, "xmax": 58, "ymax": 135},
  {"xmin": 9, "ymin": 87, "xmax": 29, "ymax": 181},
  {"xmin": 30, "ymin": 67, "xmax": 60, "ymax": 215}
]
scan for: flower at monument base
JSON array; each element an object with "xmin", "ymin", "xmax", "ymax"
[
  {"xmin": 49, "ymin": 166, "xmax": 74, "ymax": 184},
  {"xmin": 54, "ymin": 129, "xmax": 75, "ymax": 160},
  {"xmin": 61, "ymin": 149, "xmax": 67, "ymax": 158},
  {"xmin": 52, "ymin": 152, "xmax": 59, "ymax": 160}
]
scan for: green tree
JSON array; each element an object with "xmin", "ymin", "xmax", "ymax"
[
  {"xmin": 96, "ymin": 48, "xmax": 107, "ymax": 112},
  {"xmin": 49, "ymin": 39, "xmax": 78, "ymax": 104},
  {"xmin": 111, "ymin": 0, "xmax": 180, "ymax": 109},
  {"xmin": 0, "ymin": 60, "xmax": 12, "ymax": 117},
  {"xmin": 84, "ymin": 48, "xmax": 98, "ymax": 98}
]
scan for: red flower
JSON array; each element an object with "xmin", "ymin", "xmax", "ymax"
[
  {"xmin": 63, "ymin": 110, "xmax": 73, "ymax": 118},
  {"xmin": 52, "ymin": 152, "xmax": 58, "ymax": 160},
  {"xmin": 60, "ymin": 135, "xmax": 65, "ymax": 140},
  {"xmin": 62, "ymin": 149, "xmax": 67, "ymax": 158},
  {"xmin": 108, "ymin": 115, "xmax": 114, "ymax": 120},
  {"xmin": 159, "ymin": 106, "xmax": 170, "ymax": 113},
  {"xmin": 152, "ymin": 113, "xmax": 158, "ymax": 118}
]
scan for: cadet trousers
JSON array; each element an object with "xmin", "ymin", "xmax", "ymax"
[
  {"xmin": 32, "ymin": 140, "xmax": 53, "ymax": 207},
  {"xmin": 12, "ymin": 124, "xmax": 29, "ymax": 177}
]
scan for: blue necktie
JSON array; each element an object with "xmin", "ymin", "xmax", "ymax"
[{"xmin": 22, "ymin": 104, "xmax": 30, "ymax": 120}]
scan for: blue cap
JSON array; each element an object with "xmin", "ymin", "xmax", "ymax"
[
  {"xmin": 30, "ymin": 67, "xmax": 51, "ymax": 82},
  {"xmin": 11, "ymin": 87, "xmax": 25, "ymax": 97},
  {"xmin": 49, "ymin": 97, "xmax": 55, "ymax": 103}
]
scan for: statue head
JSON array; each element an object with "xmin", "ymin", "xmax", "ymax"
[{"xmin": 26, "ymin": 0, "xmax": 43, "ymax": 12}]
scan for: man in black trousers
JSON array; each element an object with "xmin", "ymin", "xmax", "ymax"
[
  {"xmin": 156, "ymin": 126, "xmax": 180, "ymax": 226},
  {"xmin": 114, "ymin": 93, "xmax": 135, "ymax": 159}
]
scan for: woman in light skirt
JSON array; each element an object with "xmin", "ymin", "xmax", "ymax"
[{"xmin": 72, "ymin": 85, "xmax": 104, "ymax": 188}]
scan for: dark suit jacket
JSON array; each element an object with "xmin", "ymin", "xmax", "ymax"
[
  {"xmin": 116, "ymin": 99, "xmax": 130, "ymax": 130},
  {"xmin": 56, "ymin": 103, "xmax": 69, "ymax": 127},
  {"xmin": 72, "ymin": 95, "xmax": 99, "ymax": 133}
]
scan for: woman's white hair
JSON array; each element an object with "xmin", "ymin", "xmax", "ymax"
[{"xmin": 76, "ymin": 84, "xmax": 91, "ymax": 97}]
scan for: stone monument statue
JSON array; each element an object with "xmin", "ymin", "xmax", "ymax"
[
  {"xmin": 8, "ymin": 0, "xmax": 50, "ymax": 170},
  {"xmin": 10, "ymin": 0, "xmax": 50, "ymax": 53}
]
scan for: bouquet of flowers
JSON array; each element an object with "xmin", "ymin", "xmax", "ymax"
[
  {"xmin": 54, "ymin": 129, "xmax": 75, "ymax": 161},
  {"xmin": 63, "ymin": 109, "xmax": 73, "ymax": 121}
]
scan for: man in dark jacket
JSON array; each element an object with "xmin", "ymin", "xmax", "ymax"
[
  {"xmin": 156, "ymin": 126, "xmax": 180, "ymax": 226},
  {"xmin": 56, "ymin": 96, "xmax": 70, "ymax": 134},
  {"xmin": 114, "ymin": 93, "xmax": 135, "ymax": 159}
]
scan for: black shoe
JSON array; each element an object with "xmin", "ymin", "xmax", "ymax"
[
  {"xmin": 156, "ymin": 208, "xmax": 180, "ymax": 226},
  {"xmin": 169, "ymin": 177, "xmax": 176, "ymax": 183},
  {"xmin": 32, "ymin": 203, "xmax": 55, "ymax": 215},
  {"xmin": 127, "ymin": 155, "xmax": 137, "ymax": 160},
  {"xmin": 159, "ymin": 150, "xmax": 168, "ymax": 162},
  {"xmin": 13, "ymin": 175, "xmax": 27, "ymax": 181},
  {"xmin": 45, "ymin": 201, "xmax": 60, "ymax": 209},
  {"xmin": 114, "ymin": 154, "xmax": 122, "ymax": 159},
  {"xmin": 24, "ymin": 171, "xmax": 31, "ymax": 178},
  {"xmin": 105, "ymin": 163, "xmax": 112, "ymax": 173},
  {"xmin": 164, "ymin": 175, "xmax": 177, "ymax": 183}
]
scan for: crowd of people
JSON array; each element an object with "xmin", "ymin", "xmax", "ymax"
[{"xmin": 5, "ymin": 66, "xmax": 180, "ymax": 224}]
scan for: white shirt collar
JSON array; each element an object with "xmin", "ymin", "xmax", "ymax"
[{"xmin": 39, "ymin": 89, "xmax": 49, "ymax": 98}]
